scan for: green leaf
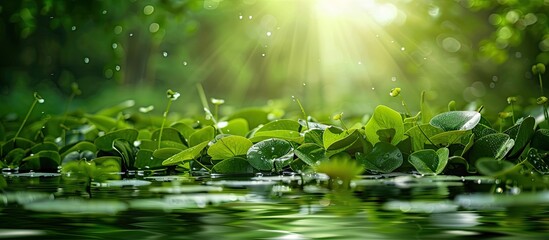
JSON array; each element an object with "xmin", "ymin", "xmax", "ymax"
[
  {"xmin": 62, "ymin": 157, "xmax": 121, "ymax": 182},
  {"xmin": 84, "ymin": 114, "xmax": 131, "ymax": 132},
  {"xmin": 315, "ymin": 153, "xmax": 363, "ymax": 182},
  {"xmin": 136, "ymin": 140, "xmax": 158, "ymax": 151},
  {"xmin": 322, "ymin": 126, "xmax": 345, "ymax": 149},
  {"xmin": 289, "ymin": 159, "xmax": 312, "ymax": 172},
  {"xmin": 227, "ymin": 108, "xmax": 270, "ymax": 129},
  {"xmin": 408, "ymin": 148, "xmax": 449, "ymax": 175},
  {"xmin": 468, "ymin": 133, "xmax": 515, "ymax": 165},
  {"xmin": 446, "ymin": 156, "xmax": 475, "ymax": 174},
  {"xmin": 135, "ymin": 149, "xmax": 163, "ymax": 169},
  {"xmin": 323, "ymin": 127, "xmax": 362, "ymax": 156},
  {"xmin": 472, "ymin": 123, "xmax": 497, "ymax": 139},
  {"xmin": 170, "ymin": 121, "xmax": 196, "ymax": 140},
  {"xmin": 504, "ymin": 116, "xmax": 535, "ymax": 157},
  {"xmin": 94, "ymin": 129, "xmax": 138, "ymax": 151},
  {"xmin": 356, "ymin": 142, "xmax": 403, "ymax": 173},
  {"xmin": 294, "ymin": 143, "xmax": 327, "ymax": 166},
  {"xmin": 298, "ymin": 119, "xmax": 330, "ymax": 130},
  {"xmin": 157, "ymin": 141, "xmax": 187, "ymax": 150},
  {"xmin": 59, "ymin": 141, "xmax": 97, "ymax": 160},
  {"xmin": 30, "ymin": 142, "xmax": 58, "ymax": 153},
  {"xmin": 207, "ymin": 135, "xmax": 253, "ymax": 160},
  {"xmin": 364, "ymin": 105, "xmax": 404, "ymax": 145},
  {"xmin": 212, "ymin": 157, "xmax": 254, "ymax": 174},
  {"xmin": 531, "ymin": 129, "xmax": 549, "ymax": 151},
  {"xmin": 137, "ymin": 129, "xmax": 152, "ymax": 140},
  {"xmin": 112, "ymin": 139, "xmax": 136, "ymax": 170},
  {"xmin": 304, "ymin": 129, "xmax": 324, "ymax": 145},
  {"xmin": 430, "ymin": 111, "xmax": 481, "ymax": 131},
  {"xmin": 162, "ymin": 141, "xmax": 209, "ymax": 166},
  {"xmin": 222, "ymin": 118, "xmax": 249, "ymax": 136},
  {"xmin": 19, "ymin": 150, "xmax": 60, "ymax": 172},
  {"xmin": 405, "ymin": 124, "xmax": 443, "ymax": 151},
  {"xmin": 1, "ymin": 137, "xmax": 34, "ymax": 158},
  {"xmin": 460, "ymin": 133, "xmax": 475, "ymax": 157},
  {"xmin": 476, "ymin": 158, "xmax": 515, "ymax": 177},
  {"xmin": 91, "ymin": 157, "xmax": 122, "ymax": 182},
  {"xmin": 250, "ymin": 130, "xmax": 303, "ymax": 143},
  {"xmin": 429, "ymin": 130, "xmax": 470, "ymax": 147},
  {"xmin": 151, "ymin": 127, "xmax": 185, "ymax": 144},
  {"xmin": 526, "ymin": 148, "xmax": 549, "ymax": 174},
  {"xmin": 152, "ymin": 148, "xmax": 183, "ymax": 160},
  {"xmin": 256, "ymin": 119, "xmax": 300, "ymax": 132},
  {"xmin": 5, "ymin": 148, "xmax": 27, "ymax": 167},
  {"xmin": 188, "ymin": 126, "xmax": 215, "ymax": 147},
  {"xmin": 246, "ymin": 138, "xmax": 294, "ymax": 171}
]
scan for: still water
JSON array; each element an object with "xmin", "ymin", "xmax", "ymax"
[{"xmin": 1, "ymin": 172, "xmax": 549, "ymax": 239}]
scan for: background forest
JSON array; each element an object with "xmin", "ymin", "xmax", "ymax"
[{"xmin": 1, "ymin": 0, "xmax": 548, "ymax": 120}]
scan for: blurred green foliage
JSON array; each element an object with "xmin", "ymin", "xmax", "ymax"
[{"xmin": 0, "ymin": 0, "xmax": 548, "ymax": 119}]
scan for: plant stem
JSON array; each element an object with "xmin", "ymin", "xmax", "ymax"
[
  {"xmin": 193, "ymin": 159, "xmax": 211, "ymax": 172},
  {"xmin": 499, "ymin": 118, "xmax": 503, "ymax": 132},
  {"xmin": 510, "ymin": 102, "xmax": 515, "ymax": 124},
  {"xmin": 339, "ymin": 119, "xmax": 348, "ymax": 131},
  {"xmin": 196, "ymin": 83, "xmax": 210, "ymax": 113},
  {"xmin": 196, "ymin": 84, "xmax": 223, "ymax": 134},
  {"xmin": 295, "ymin": 97, "xmax": 309, "ymax": 130},
  {"xmin": 399, "ymin": 95, "xmax": 411, "ymax": 117},
  {"xmin": 158, "ymin": 98, "xmax": 173, "ymax": 149},
  {"xmin": 417, "ymin": 124, "xmax": 437, "ymax": 148},
  {"xmin": 539, "ymin": 73, "xmax": 545, "ymax": 96},
  {"xmin": 14, "ymin": 98, "xmax": 38, "ymax": 140},
  {"xmin": 214, "ymin": 104, "xmax": 219, "ymax": 121},
  {"xmin": 539, "ymin": 73, "xmax": 549, "ymax": 123}
]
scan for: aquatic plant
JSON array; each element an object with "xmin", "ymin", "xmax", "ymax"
[{"xmin": 1, "ymin": 84, "xmax": 549, "ymax": 193}]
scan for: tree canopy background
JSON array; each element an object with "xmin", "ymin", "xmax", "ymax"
[{"xmin": 1, "ymin": 0, "xmax": 548, "ymax": 119}]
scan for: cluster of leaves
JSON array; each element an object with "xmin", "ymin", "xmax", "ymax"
[{"xmin": 1, "ymin": 86, "xmax": 549, "ymax": 192}]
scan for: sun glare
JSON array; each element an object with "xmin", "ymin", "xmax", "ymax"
[
  {"xmin": 193, "ymin": 0, "xmax": 460, "ymax": 112},
  {"xmin": 315, "ymin": 0, "xmax": 399, "ymax": 25}
]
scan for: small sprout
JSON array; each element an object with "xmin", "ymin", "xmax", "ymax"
[
  {"xmin": 498, "ymin": 111, "xmax": 513, "ymax": 132},
  {"xmin": 498, "ymin": 112, "xmax": 512, "ymax": 119},
  {"xmin": 34, "ymin": 92, "xmax": 45, "ymax": 104},
  {"xmin": 389, "ymin": 87, "xmax": 410, "ymax": 116},
  {"xmin": 537, "ymin": 96, "xmax": 548, "ymax": 105},
  {"xmin": 332, "ymin": 112, "xmax": 343, "ymax": 121},
  {"xmin": 166, "ymin": 89, "xmax": 180, "ymax": 100},
  {"xmin": 389, "ymin": 87, "xmax": 401, "ymax": 97},
  {"xmin": 211, "ymin": 98, "xmax": 225, "ymax": 105},
  {"xmin": 139, "ymin": 105, "xmax": 154, "ymax": 113},
  {"xmin": 159, "ymin": 89, "xmax": 179, "ymax": 149},
  {"xmin": 532, "ymin": 63, "xmax": 546, "ymax": 75},
  {"xmin": 448, "ymin": 100, "xmax": 456, "ymax": 111},
  {"xmin": 71, "ymin": 82, "xmax": 82, "ymax": 96},
  {"xmin": 333, "ymin": 112, "xmax": 348, "ymax": 130}
]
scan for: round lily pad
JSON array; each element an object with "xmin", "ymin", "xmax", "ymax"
[{"xmin": 246, "ymin": 138, "xmax": 294, "ymax": 171}]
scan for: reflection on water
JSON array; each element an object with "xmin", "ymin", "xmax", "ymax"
[{"xmin": 2, "ymin": 173, "xmax": 549, "ymax": 239}]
